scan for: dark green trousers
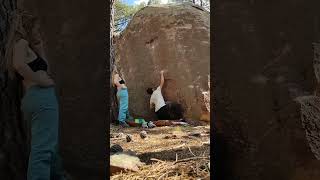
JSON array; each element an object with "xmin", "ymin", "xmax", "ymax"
[{"xmin": 21, "ymin": 86, "xmax": 65, "ymax": 180}]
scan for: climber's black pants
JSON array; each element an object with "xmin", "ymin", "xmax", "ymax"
[{"xmin": 155, "ymin": 102, "xmax": 184, "ymax": 120}]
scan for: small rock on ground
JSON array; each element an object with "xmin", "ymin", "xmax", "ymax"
[
  {"xmin": 110, "ymin": 144, "xmax": 123, "ymax": 154},
  {"xmin": 126, "ymin": 134, "xmax": 133, "ymax": 142},
  {"xmin": 140, "ymin": 131, "xmax": 147, "ymax": 139}
]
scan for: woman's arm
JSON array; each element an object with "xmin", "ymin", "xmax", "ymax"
[
  {"xmin": 32, "ymin": 41, "xmax": 47, "ymax": 60},
  {"xmin": 13, "ymin": 40, "xmax": 54, "ymax": 86},
  {"xmin": 159, "ymin": 70, "xmax": 165, "ymax": 89},
  {"xmin": 113, "ymin": 74, "xmax": 121, "ymax": 87},
  {"xmin": 31, "ymin": 40, "xmax": 54, "ymax": 76}
]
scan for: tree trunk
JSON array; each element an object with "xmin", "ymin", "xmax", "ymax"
[
  {"xmin": 0, "ymin": 0, "xmax": 29, "ymax": 179},
  {"xmin": 110, "ymin": 0, "xmax": 118, "ymax": 123}
]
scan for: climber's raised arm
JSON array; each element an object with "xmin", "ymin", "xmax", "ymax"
[{"xmin": 159, "ymin": 70, "xmax": 165, "ymax": 89}]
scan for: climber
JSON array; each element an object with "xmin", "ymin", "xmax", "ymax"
[
  {"xmin": 146, "ymin": 70, "xmax": 186, "ymax": 126},
  {"xmin": 113, "ymin": 72, "xmax": 133, "ymax": 127},
  {"xmin": 6, "ymin": 11, "xmax": 66, "ymax": 180}
]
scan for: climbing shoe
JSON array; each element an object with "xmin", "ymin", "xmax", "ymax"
[
  {"xmin": 142, "ymin": 122, "xmax": 148, "ymax": 128},
  {"xmin": 119, "ymin": 121, "xmax": 130, "ymax": 128},
  {"xmin": 147, "ymin": 121, "xmax": 156, "ymax": 128}
]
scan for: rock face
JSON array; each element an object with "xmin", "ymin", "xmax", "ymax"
[
  {"xmin": 214, "ymin": 1, "xmax": 320, "ymax": 180},
  {"xmin": 22, "ymin": 0, "xmax": 106, "ymax": 179},
  {"xmin": 115, "ymin": 3, "xmax": 210, "ymax": 121},
  {"xmin": 295, "ymin": 96, "xmax": 320, "ymax": 160}
]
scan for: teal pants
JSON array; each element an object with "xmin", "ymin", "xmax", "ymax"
[
  {"xmin": 21, "ymin": 86, "xmax": 65, "ymax": 180},
  {"xmin": 116, "ymin": 88, "xmax": 131, "ymax": 122}
]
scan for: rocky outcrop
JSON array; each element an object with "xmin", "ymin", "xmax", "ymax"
[
  {"xmin": 295, "ymin": 96, "xmax": 320, "ymax": 160},
  {"xmin": 213, "ymin": 1, "xmax": 320, "ymax": 180},
  {"xmin": 115, "ymin": 3, "xmax": 210, "ymax": 121}
]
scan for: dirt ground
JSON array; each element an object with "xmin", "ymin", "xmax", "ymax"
[{"xmin": 110, "ymin": 124, "xmax": 210, "ymax": 179}]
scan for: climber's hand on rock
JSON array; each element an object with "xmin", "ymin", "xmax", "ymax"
[{"xmin": 160, "ymin": 70, "xmax": 167, "ymax": 74}]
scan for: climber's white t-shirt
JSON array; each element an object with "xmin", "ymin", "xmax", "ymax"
[{"xmin": 150, "ymin": 86, "xmax": 166, "ymax": 112}]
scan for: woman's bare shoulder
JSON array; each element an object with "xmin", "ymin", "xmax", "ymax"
[
  {"xmin": 114, "ymin": 74, "xmax": 121, "ymax": 80},
  {"xmin": 15, "ymin": 38, "xmax": 29, "ymax": 48}
]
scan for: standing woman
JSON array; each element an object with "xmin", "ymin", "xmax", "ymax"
[
  {"xmin": 113, "ymin": 72, "xmax": 132, "ymax": 127},
  {"xmin": 5, "ymin": 12, "xmax": 65, "ymax": 180}
]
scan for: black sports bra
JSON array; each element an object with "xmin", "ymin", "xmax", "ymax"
[
  {"xmin": 17, "ymin": 54, "xmax": 48, "ymax": 80},
  {"xmin": 27, "ymin": 56, "xmax": 48, "ymax": 72},
  {"xmin": 119, "ymin": 79, "xmax": 125, "ymax": 84}
]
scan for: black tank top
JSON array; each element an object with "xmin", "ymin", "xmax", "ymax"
[{"xmin": 17, "ymin": 54, "xmax": 48, "ymax": 80}]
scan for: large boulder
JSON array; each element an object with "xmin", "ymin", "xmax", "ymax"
[
  {"xmin": 214, "ymin": 1, "xmax": 320, "ymax": 180},
  {"xmin": 115, "ymin": 3, "xmax": 210, "ymax": 121}
]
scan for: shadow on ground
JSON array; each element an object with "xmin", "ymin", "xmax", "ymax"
[{"xmin": 137, "ymin": 144, "xmax": 210, "ymax": 165}]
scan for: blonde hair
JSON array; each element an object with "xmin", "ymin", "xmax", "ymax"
[
  {"xmin": 20, "ymin": 11, "xmax": 40, "ymax": 42},
  {"xmin": 2, "ymin": 10, "xmax": 40, "ymax": 79}
]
